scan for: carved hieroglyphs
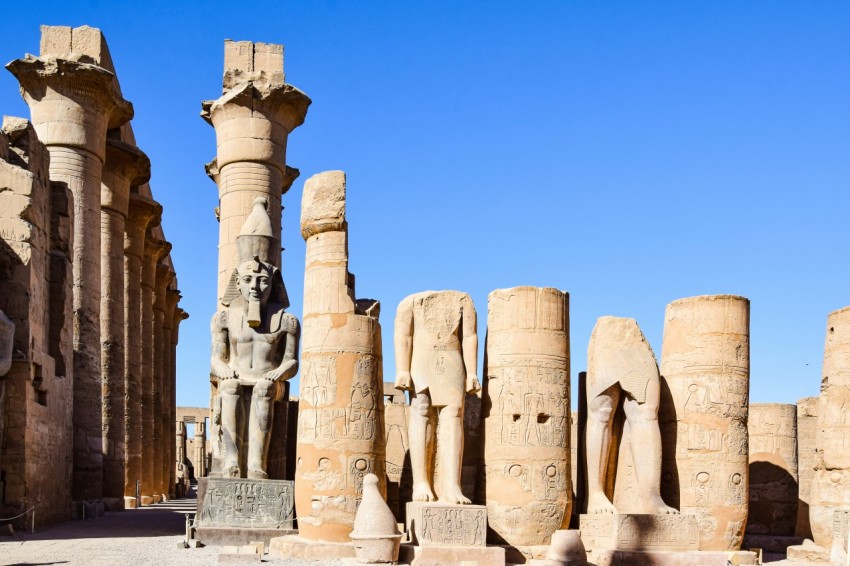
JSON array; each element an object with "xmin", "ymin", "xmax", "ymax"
[
  {"xmin": 483, "ymin": 286, "xmax": 571, "ymax": 546},
  {"xmin": 747, "ymin": 403, "xmax": 798, "ymax": 536},
  {"xmin": 810, "ymin": 306, "xmax": 850, "ymax": 548},
  {"xmin": 660, "ymin": 294, "xmax": 750, "ymax": 551},
  {"xmin": 197, "ymin": 477, "xmax": 294, "ymax": 529},
  {"xmin": 294, "ymin": 171, "xmax": 384, "ymax": 542}
]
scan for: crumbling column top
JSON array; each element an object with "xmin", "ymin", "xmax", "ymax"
[{"xmin": 301, "ymin": 170, "xmax": 347, "ymax": 239}]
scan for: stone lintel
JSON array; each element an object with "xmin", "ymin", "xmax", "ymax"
[
  {"xmin": 102, "ymin": 139, "xmax": 150, "ymax": 215},
  {"xmin": 223, "ymin": 39, "xmax": 285, "ymax": 93},
  {"xmin": 40, "ymin": 25, "xmax": 117, "ymax": 74},
  {"xmin": 7, "ymin": 56, "xmax": 133, "ymax": 157}
]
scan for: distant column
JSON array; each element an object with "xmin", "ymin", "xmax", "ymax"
[
  {"xmin": 9, "ymin": 28, "xmax": 133, "ymax": 504},
  {"xmin": 659, "ymin": 294, "xmax": 750, "ymax": 551},
  {"xmin": 795, "ymin": 396, "xmax": 818, "ymax": 539},
  {"xmin": 152, "ymin": 260, "xmax": 173, "ymax": 499},
  {"xmin": 100, "ymin": 139, "xmax": 150, "ymax": 511},
  {"xmin": 141, "ymin": 234, "xmax": 168, "ymax": 503},
  {"xmin": 195, "ymin": 421, "xmax": 207, "ymax": 478},
  {"xmin": 123, "ymin": 194, "xmax": 160, "ymax": 507},
  {"xmin": 164, "ymin": 289, "xmax": 182, "ymax": 499}
]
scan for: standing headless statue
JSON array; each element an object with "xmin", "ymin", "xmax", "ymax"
[
  {"xmin": 394, "ymin": 291, "xmax": 479, "ymax": 504},
  {"xmin": 585, "ymin": 316, "xmax": 676, "ymax": 514},
  {"xmin": 210, "ymin": 198, "xmax": 299, "ymax": 479}
]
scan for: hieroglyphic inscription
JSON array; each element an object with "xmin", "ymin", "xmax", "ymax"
[
  {"xmin": 198, "ymin": 477, "xmax": 294, "ymax": 528},
  {"xmin": 579, "ymin": 514, "xmax": 699, "ymax": 551},
  {"xmin": 407, "ymin": 503, "xmax": 487, "ymax": 547},
  {"xmin": 300, "ymin": 356, "xmax": 337, "ymax": 407}
]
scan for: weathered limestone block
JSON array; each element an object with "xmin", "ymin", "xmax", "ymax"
[
  {"xmin": 660, "ymin": 295, "xmax": 750, "ymax": 551},
  {"xmin": 202, "ymin": 39, "xmax": 310, "ymax": 298},
  {"xmin": 795, "ymin": 396, "xmax": 818, "ymax": 539},
  {"xmin": 0, "ymin": 116, "xmax": 74, "ymax": 526},
  {"xmin": 810, "ymin": 306, "xmax": 850, "ymax": 548},
  {"xmin": 196, "ymin": 477, "xmax": 294, "ymax": 529},
  {"xmin": 294, "ymin": 171, "xmax": 384, "ymax": 542},
  {"xmin": 100, "ymin": 138, "xmax": 149, "ymax": 509},
  {"xmin": 579, "ymin": 513, "xmax": 700, "ymax": 552},
  {"xmin": 747, "ymin": 403, "xmax": 798, "ymax": 536},
  {"xmin": 483, "ymin": 286, "xmax": 571, "ymax": 546},
  {"xmin": 8, "ymin": 25, "xmax": 133, "ymax": 503},
  {"xmin": 406, "ymin": 502, "xmax": 488, "ymax": 546}
]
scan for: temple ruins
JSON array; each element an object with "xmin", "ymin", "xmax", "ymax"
[{"xmin": 1, "ymin": 21, "xmax": 849, "ymax": 566}]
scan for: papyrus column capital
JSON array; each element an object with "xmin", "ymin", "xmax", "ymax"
[
  {"xmin": 125, "ymin": 193, "xmax": 160, "ymax": 259},
  {"xmin": 102, "ymin": 139, "xmax": 150, "ymax": 216},
  {"xmin": 6, "ymin": 56, "xmax": 133, "ymax": 160}
]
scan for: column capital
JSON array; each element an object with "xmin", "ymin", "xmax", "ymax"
[
  {"xmin": 102, "ymin": 139, "xmax": 150, "ymax": 216},
  {"xmin": 145, "ymin": 237, "xmax": 171, "ymax": 263},
  {"xmin": 172, "ymin": 307, "xmax": 189, "ymax": 344},
  {"xmin": 6, "ymin": 55, "xmax": 133, "ymax": 159},
  {"xmin": 153, "ymin": 262, "xmax": 174, "ymax": 313},
  {"xmin": 164, "ymin": 288, "xmax": 182, "ymax": 330},
  {"xmin": 124, "ymin": 193, "xmax": 161, "ymax": 258},
  {"xmin": 200, "ymin": 82, "xmax": 310, "ymax": 172}
]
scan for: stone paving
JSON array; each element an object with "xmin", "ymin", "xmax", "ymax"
[{"xmin": 0, "ymin": 488, "xmax": 813, "ymax": 566}]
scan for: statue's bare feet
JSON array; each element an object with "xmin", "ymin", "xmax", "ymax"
[
  {"xmin": 412, "ymin": 482, "xmax": 436, "ymax": 502},
  {"xmin": 640, "ymin": 494, "xmax": 678, "ymax": 514},
  {"xmin": 443, "ymin": 485, "xmax": 471, "ymax": 505},
  {"xmin": 225, "ymin": 465, "xmax": 240, "ymax": 478},
  {"xmin": 247, "ymin": 469, "xmax": 268, "ymax": 480},
  {"xmin": 587, "ymin": 492, "xmax": 616, "ymax": 514}
]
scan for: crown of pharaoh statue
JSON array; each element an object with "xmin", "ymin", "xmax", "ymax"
[{"xmin": 221, "ymin": 197, "xmax": 290, "ymax": 309}]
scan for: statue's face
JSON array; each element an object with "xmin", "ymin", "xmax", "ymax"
[{"xmin": 237, "ymin": 260, "xmax": 273, "ymax": 305}]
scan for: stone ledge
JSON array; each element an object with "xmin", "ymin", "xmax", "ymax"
[
  {"xmin": 398, "ymin": 542, "xmax": 505, "ymax": 566},
  {"xmin": 196, "ymin": 526, "xmax": 296, "ymax": 547},
  {"xmin": 268, "ymin": 534, "xmax": 356, "ymax": 560}
]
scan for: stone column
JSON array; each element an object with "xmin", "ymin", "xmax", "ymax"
[
  {"xmin": 176, "ymin": 419, "xmax": 186, "ymax": 495},
  {"xmin": 810, "ymin": 306, "xmax": 850, "ymax": 548},
  {"xmin": 295, "ymin": 171, "xmax": 384, "ymax": 542},
  {"xmin": 483, "ymin": 286, "xmax": 571, "ymax": 548},
  {"xmin": 164, "ymin": 289, "xmax": 181, "ymax": 499},
  {"xmin": 659, "ymin": 294, "xmax": 750, "ymax": 551},
  {"xmin": 202, "ymin": 39, "xmax": 310, "ymax": 298},
  {"xmin": 795, "ymin": 396, "xmax": 818, "ymax": 539},
  {"xmin": 8, "ymin": 35, "xmax": 133, "ymax": 505},
  {"xmin": 195, "ymin": 420, "xmax": 207, "ymax": 478},
  {"xmin": 123, "ymin": 193, "xmax": 160, "ymax": 507},
  {"xmin": 141, "ymin": 234, "xmax": 168, "ymax": 503},
  {"xmin": 152, "ymin": 261, "xmax": 173, "ymax": 499},
  {"xmin": 100, "ymin": 139, "xmax": 150, "ymax": 511},
  {"xmin": 747, "ymin": 403, "xmax": 798, "ymax": 536}
]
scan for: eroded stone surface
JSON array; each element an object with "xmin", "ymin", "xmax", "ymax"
[
  {"xmin": 483, "ymin": 286, "xmax": 571, "ymax": 546},
  {"xmin": 660, "ymin": 295, "xmax": 750, "ymax": 551},
  {"xmin": 747, "ymin": 403, "xmax": 798, "ymax": 536},
  {"xmin": 795, "ymin": 396, "xmax": 818, "ymax": 539}
]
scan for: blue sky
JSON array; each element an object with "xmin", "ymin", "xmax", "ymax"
[{"xmin": 2, "ymin": 1, "xmax": 848, "ymax": 410}]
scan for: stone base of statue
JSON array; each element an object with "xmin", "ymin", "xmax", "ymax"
[
  {"xmin": 399, "ymin": 502, "xmax": 505, "ymax": 565},
  {"xmin": 579, "ymin": 514, "xmax": 758, "ymax": 566},
  {"xmin": 194, "ymin": 477, "xmax": 296, "ymax": 546},
  {"xmin": 786, "ymin": 541, "xmax": 830, "ymax": 563},
  {"xmin": 267, "ymin": 535, "xmax": 356, "ymax": 560}
]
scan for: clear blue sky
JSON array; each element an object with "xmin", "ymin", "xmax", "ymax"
[{"xmin": 2, "ymin": 2, "xmax": 848, "ymax": 410}]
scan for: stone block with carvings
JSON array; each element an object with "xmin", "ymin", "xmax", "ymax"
[
  {"xmin": 406, "ymin": 502, "xmax": 487, "ymax": 547},
  {"xmin": 196, "ymin": 477, "xmax": 294, "ymax": 529},
  {"xmin": 579, "ymin": 513, "xmax": 700, "ymax": 552}
]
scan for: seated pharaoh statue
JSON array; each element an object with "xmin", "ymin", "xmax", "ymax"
[
  {"xmin": 394, "ymin": 290, "xmax": 479, "ymax": 504},
  {"xmin": 210, "ymin": 198, "xmax": 299, "ymax": 480},
  {"xmin": 585, "ymin": 316, "xmax": 677, "ymax": 514}
]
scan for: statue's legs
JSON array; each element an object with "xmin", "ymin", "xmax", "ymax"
[
  {"xmin": 247, "ymin": 379, "xmax": 280, "ymax": 479},
  {"xmin": 623, "ymin": 378, "xmax": 677, "ymax": 514},
  {"xmin": 438, "ymin": 401, "xmax": 469, "ymax": 504},
  {"xmin": 409, "ymin": 391, "xmax": 436, "ymax": 501},
  {"xmin": 219, "ymin": 379, "xmax": 241, "ymax": 477},
  {"xmin": 586, "ymin": 384, "xmax": 619, "ymax": 513}
]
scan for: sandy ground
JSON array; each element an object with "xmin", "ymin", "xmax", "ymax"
[{"xmin": 0, "ymin": 489, "xmax": 818, "ymax": 566}]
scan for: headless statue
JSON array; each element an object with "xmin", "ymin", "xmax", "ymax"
[
  {"xmin": 585, "ymin": 316, "xmax": 676, "ymax": 514},
  {"xmin": 394, "ymin": 290, "xmax": 479, "ymax": 504},
  {"xmin": 210, "ymin": 198, "xmax": 299, "ymax": 479}
]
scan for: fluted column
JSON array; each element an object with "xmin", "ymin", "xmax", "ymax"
[
  {"xmin": 101, "ymin": 140, "xmax": 150, "ymax": 511},
  {"xmin": 152, "ymin": 260, "xmax": 173, "ymax": 499},
  {"xmin": 123, "ymin": 193, "xmax": 160, "ymax": 507},
  {"xmin": 9, "ymin": 44, "xmax": 133, "ymax": 505},
  {"xmin": 141, "ymin": 234, "xmax": 167, "ymax": 503}
]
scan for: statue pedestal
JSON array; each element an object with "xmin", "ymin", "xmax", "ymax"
[
  {"xmin": 195, "ymin": 477, "xmax": 296, "ymax": 546},
  {"xmin": 579, "ymin": 514, "xmax": 759, "ymax": 566},
  {"xmin": 401, "ymin": 502, "xmax": 505, "ymax": 565},
  {"xmin": 268, "ymin": 535, "xmax": 356, "ymax": 560}
]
